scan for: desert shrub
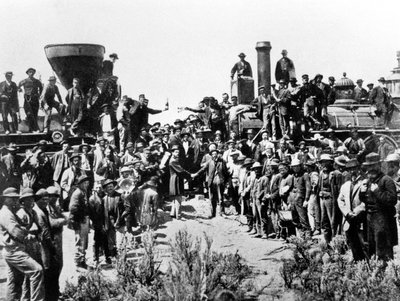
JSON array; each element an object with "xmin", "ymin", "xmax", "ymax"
[
  {"xmin": 280, "ymin": 235, "xmax": 400, "ymax": 301},
  {"xmin": 161, "ymin": 228, "xmax": 252, "ymax": 301},
  {"xmin": 62, "ymin": 268, "xmax": 119, "ymax": 301}
]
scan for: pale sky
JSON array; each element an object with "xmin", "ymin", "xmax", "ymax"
[{"xmin": 0, "ymin": 0, "xmax": 399, "ymax": 123}]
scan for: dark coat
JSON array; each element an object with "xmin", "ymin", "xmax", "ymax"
[
  {"xmin": 68, "ymin": 188, "xmax": 89, "ymax": 226},
  {"xmin": 51, "ymin": 150, "xmax": 70, "ymax": 183},
  {"xmin": 169, "ymin": 156, "xmax": 190, "ymax": 196},
  {"xmin": 0, "ymin": 81, "xmax": 18, "ymax": 110},
  {"xmin": 199, "ymin": 158, "xmax": 229, "ymax": 188},
  {"xmin": 275, "ymin": 57, "xmax": 295, "ymax": 83},
  {"xmin": 362, "ymin": 172, "xmax": 398, "ymax": 247},
  {"xmin": 231, "ymin": 60, "xmax": 253, "ymax": 78}
]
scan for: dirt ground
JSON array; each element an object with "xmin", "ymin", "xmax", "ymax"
[{"xmin": 0, "ymin": 198, "xmax": 298, "ymax": 300}]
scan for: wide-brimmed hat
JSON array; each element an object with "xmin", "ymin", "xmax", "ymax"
[
  {"xmin": 102, "ymin": 179, "xmax": 117, "ymax": 188},
  {"xmin": 251, "ymin": 162, "xmax": 263, "ymax": 170},
  {"xmin": 46, "ymin": 186, "xmax": 60, "ymax": 196},
  {"xmin": 76, "ymin": 175, "xmax": 91, "ymax": 185},
  {"xmin": 242, "ymin": 158, "xmax": 254, "ymax": 166},
  {"xmin": 69, "ymin": 152, "xmax": 81, "ymax": 161},
  {"xmin": 1, "ymin": 187, "xmax": 19, "ymax": 198},
  {"xmin": 26, "ymin": 67, "xmax": 36, "ymax": 74},
  {"xmin": 362, "ymin": 152, "xmax": 381, "ymax": 166},
  {"xmin": 120, "ymin": 166, "xmax": 132, "ymax": 173},
  {"xmin": 229, "ymin": 150, "xmax": 241, "ymax": 157},
  {"xmin": 6, "ymin": 143, "xmax": 18, "ymax": 152},
  {"xmin": 334, "ymin": 155, "xmax": 348, "ymax": 167},
  {"xmin": 78, "ymin": 143, "xmax": 91, "ymax": 152},
  {"xmin": 345, "ymin": 159, "xmax": 359, "ymax": 169},
  {"xmin": 290, "ymin": 159, "xmax": 301, "ymax": 167},
  {"xmin": 35, "ymin": 189, "xmax": 49, "ymax": 199},
  {"xmin": 319, "ymin": 154, "xmax": 333, "ymax": 162},
  {"xmin": 385, "ymin": 153, "xmax": 400, "ymax": 162},
  {"xmin": 270, "ymin": 158, "xmax": 280, "ymax": 166},
  {"xmin": 48, "ymin": 76, "xmax": 57, "ymax": 81},
  {"xmin": 312, "ymin": 133, "xmax": 324, "ymax": 140},
  {"xmin": 378, "ymin": 77, "xmax": 386, "ymax": 82},
  {"xmin": 20, "ymin": 188, "xmax": 35, "ymax": 200}
]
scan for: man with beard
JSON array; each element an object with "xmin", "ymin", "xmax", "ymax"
[
  {"xmin": 195, "ymin": 148, "xmax": 229, "ymax": 217},
  {"xmin": 0, "ymin": 71, "xmax": 20, "ymax": 134},
  {"xmin": 68, "ymin": 175, "xmax": 91, "ymax": 269},
  {"xmin": 288, "ymin": 159, "xmax": 312, "ymax": 237},
  {"xmin": 65, "ymin": 78, "xmax": 85, "ymax": 136},
  {"xmin": 275, "ymin": 49, "xmax": 296, "ymax": 83},
  {"xmin": 360, "ymin": 152, "xmax": 398, "ymax": 261},
  {"xmin": 18, "ymin": 68, "xmax": 43, "ymax": 132},
  {"xmin": 337, "ymin": 159, "xmax": 368, "ymax": 261},
  {"xmin": 169, "ymin": 145, "xmax": 193, "ymax": 219}
]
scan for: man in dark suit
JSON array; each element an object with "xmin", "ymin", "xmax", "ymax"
[
  {"xmin": 196, "ymin": 149, "xmax": 230, "ymax": 217},
  {"xmin": 275, "ymin": 79, "xmax": 291, "ymax": 137},
  {"xmin": 360, "ymin": 152, "xmax": 398, "ymax": 261},
  {"xmin": 275, "ymin": 49, "xmax": 296, "ymax": 83},
  {"xmin": 87, "ymin": 79, "xmax": 107, "ymax": 135},
  {"xmin": 0, "ymin": 71, "xmax": 20, "ymax": 134},
  {"xmin": 252, "ymin": 86, "xmax": 276, "ymax": 138},
  {"xmin": 231, "ymin": 53, "xmax": 253, "ymax": 79},
  {"xmin": 369, "ymin": 77, "xmax": 391, "ymax": 129},
  {"xmin": 65, "ymin": 78, "xmax": 85, "ymax": 136}
]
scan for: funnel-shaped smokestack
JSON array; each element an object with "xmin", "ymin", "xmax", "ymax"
[
  {"xmin": 44, "ymin": 44, "xmax": 105, "ymax": 93},
  {"xmin": 255, "ymin": 41, "xmax": 272, "ymax": 95}
]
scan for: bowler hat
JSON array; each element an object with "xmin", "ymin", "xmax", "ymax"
[
  {"xmin": 1, "ymin": 187, "xmax": 19, "ymax": 198},
  {"xmin": 26, "ymin": 68, "xmax": 36, "ymax": 74},
  {"xmin": 281, "ymin": 49, "xmax": 288, "ymax": 54},
  {"xmin": 48, "ymin": 76, "xmax": 57, "ymax": 81},
  {"xmin": 238, "ymin": 53, "xmax": 246, "ymax": 58},
  {"xmin": 302, "ymin": 74, "xmax": 309, "ymax": 79},
  {"xmin": 345, "ymin": 159, "xmax": 359, "ymax": 169},
  {"xmin": 20, "ymin": 188, "xmax": 35, "ymax": 200},
  {"xmin": 362, "ymin": 152, "xmax": 381, "ymax": 166},
  {"xmin": 328, "ymin": 76, "xmax": 335, "ymax": 81}
]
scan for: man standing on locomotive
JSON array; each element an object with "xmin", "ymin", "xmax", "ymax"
[{"xmin": 18, "ymin": 68, "xmax": 43, "ymax": 133}]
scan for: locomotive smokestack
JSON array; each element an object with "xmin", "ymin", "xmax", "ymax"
[{"xmin": 255, "ymin": 41, "xmax": 272, "ymax": 95}]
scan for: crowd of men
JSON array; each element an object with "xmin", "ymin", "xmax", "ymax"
[{"xmin": 0, "ymin": 51, "xmax": 398, "ymax": 301}]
